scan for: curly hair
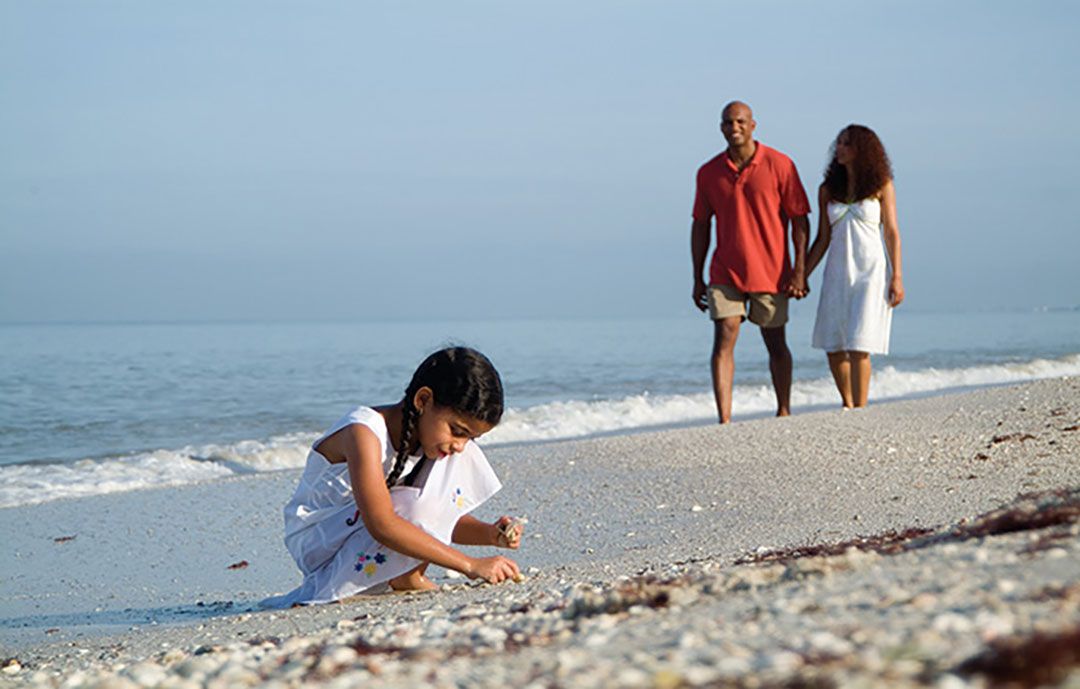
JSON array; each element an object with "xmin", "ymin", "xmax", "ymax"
[{"xmin": 823, "ymin": 124, "xmax": 893, "ymax": 203}]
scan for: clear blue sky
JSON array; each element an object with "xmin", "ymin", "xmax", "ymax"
[{"xmin": 2, "ymin": 1, "xmax": 1077, "ymax": 323}]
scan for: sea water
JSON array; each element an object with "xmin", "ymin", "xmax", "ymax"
[{"xmin": 1, "ymin": 308, "xmax": 1077, "ymax": 508}]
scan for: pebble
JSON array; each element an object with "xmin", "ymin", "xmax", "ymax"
[
  {"xmin": 171, "ymin": 656, "xmax": 214, "ymax": 680},
  {"xmin": 715, "ymin": 656, "xmax": 752, "ymax": 675},
  {"xmin": 123, "ymin": 662, "xmax": 166, "ymax": 686},
  {"xmin": 807, "ymin": 631, "xmax": 854, "ymax": 656},
  {"xmin": 471, "ymin": 626, "xmax": 508, "ymax": 646},
  {"xmin": 205, "ymin": 666, "xmax": 260, "ymax": 689},
  {"xmin": 935, "ymin": 674, "xmax": 970, "ymax": 689},
  {"xmin": 614, "ymin": 667, "xmax": 650, "ymax": 685},
  {"xmin": 454, "ymin": 605, "xmax": 487, "ymax": 619},
  {"xmin": 651, "ymin": 669, "xmax": 682, "ymax": 689},
  {"xmin": 974, "ymin": 611, "xmax": 1013, "ymax": 640},
  {"xmin": 932, "ymin": 612, "xmax": 974, "ymax": 634}
]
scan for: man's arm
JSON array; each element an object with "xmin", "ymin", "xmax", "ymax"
[
  {"xmin": 779, "ymin": 159, "xmax": 812, "ymax": 299},
  {"xmin": 788, "ymin": 214, "xmax": 810, "ymax": 298},
  {"xmin": 691, "ymin": 218, "xmax": 711, "ymax": 311}
]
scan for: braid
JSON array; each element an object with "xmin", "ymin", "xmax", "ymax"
[
  {"xmin": 376, "ymin": 346, "xmax": 503, "ymax": 496},
  {"xmin": 385, "ymin": 398, "xmax": 418, "ymax": 489},
  {"xmin": 346, "ymin": 353, "xmax": 468, "ymax": 526}
]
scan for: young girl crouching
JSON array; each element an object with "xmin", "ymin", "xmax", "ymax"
[{"xmin": 264, "ymin": 347, "xmax": 523, "ymax": 606}]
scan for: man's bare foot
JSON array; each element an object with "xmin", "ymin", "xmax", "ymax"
[
  {"xmin": 388, "ymin": 570, "xmax": 439, "ymax": 592},
  {"xmin": 776, "ymin": 409, "xmax": 790, "ymax": 417}
]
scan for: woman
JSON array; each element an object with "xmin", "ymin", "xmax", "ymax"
[{"xmin": 805, "ymin": 124, "xmax": 904, "ymax": 408}]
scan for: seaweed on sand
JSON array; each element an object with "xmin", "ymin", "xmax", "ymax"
[{"xmin": 737, "ymin": 487, "xmax": 1080, "ymax": 565}]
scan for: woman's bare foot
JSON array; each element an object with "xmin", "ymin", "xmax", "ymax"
[{"xmin": 388, "ymin": 569, "xmax": 439, "ymax": 592}]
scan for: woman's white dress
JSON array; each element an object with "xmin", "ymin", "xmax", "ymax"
[
  {"xmin": 261, "ymin": 406, "xmax": 502, "ymax": 607},
  {"xmin": 812, "ymin": 198, "xmax": 893, "ymax": 354}
]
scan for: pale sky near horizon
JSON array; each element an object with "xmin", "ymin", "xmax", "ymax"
[{"xmin": 2, "ymin": 1, "xmax": 1078, "ymax": 323}]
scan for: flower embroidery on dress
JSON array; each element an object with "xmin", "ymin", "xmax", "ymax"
[
  {"xmin": 452, "ymin": 487, "xmax": 466, "ymax": 509},
  {"xmin": 354, "ymin": 550, "xmax": 388, "ymax": 576}
]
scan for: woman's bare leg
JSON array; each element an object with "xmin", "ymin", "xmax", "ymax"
[
  {"xmin": 827, "ymin": 351, "xmax": 854, "ymax": 408},
  {"xmin": 850, "ymin": 351, "xmax": 871, "ymax": 408}
]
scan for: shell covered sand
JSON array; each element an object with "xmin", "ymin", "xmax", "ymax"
[
  {"xmin": 2, "ymin": 378, "xmax": 1079, "ymax": 687},
  {"xmin": 5, "ymin": 488, "xmax": 1080, "ymax": 688}
]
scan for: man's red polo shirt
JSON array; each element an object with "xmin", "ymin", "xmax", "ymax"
[{"xmin": 692, "ymin": 142, "xmax": 810, "ymax": 293}]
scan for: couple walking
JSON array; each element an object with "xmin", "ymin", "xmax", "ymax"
[{"xmin": 691, "ymin": 101, "xmax": 904, "ymax": 422}]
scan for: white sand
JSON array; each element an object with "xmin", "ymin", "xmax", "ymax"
[{"xmin": 2, "ymin": 378, "xmax": 1078, "ymax": 687}]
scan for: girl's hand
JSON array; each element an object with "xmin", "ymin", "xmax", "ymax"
[
  {"xmin": 494, "ymin": 516, "xmax": 525, "ymax": 549},
  {"xmin": 889, "ymin": 275, "xmax": 905, "ymax": 307},
  {"xmin": 467, "ymin": 555, "xmax": 521, "ymax": 584}
]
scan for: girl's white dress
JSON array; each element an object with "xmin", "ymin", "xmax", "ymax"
[
  {"xmin": 812, "ymin": 198, "xmax": 893, "ymax": 354},
  {"xmin": 262, "ymin": 406, "xmax": 502, "ymax": 607}
]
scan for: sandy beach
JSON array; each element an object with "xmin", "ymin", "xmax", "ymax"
[{"xmin": 2, "ymin": 377, "xmax": 1079, "ymax": 687}]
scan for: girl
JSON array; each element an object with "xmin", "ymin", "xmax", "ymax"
[
  {"xmin": 265, "ymin": 347, "xmax": 523, "ymax": 606},
  {"xmin": 806, "ymin": 124, "xmax": 905, "ymax": 409}
]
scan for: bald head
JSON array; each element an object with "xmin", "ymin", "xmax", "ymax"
[
  {"xmin": 721, "ymin": 101, "xmax": 753, "ymax": 120},
  {"xmin": 720, "ymin": 101, "xmax": 756, "ymax": 149}
]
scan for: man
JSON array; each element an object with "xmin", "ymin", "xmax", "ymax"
[{"xmin": 691, "ymin": 101, "xmax": 811, "ymax": 423}]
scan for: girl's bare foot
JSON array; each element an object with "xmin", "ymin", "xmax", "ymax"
[{"xmin": 388, "ymin": 570, "xmax": 439, "ymax": 592}]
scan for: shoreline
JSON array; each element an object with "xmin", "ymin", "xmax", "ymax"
[
  {"xmin": 6, "ymin": 359, "xmax": 1080, "ymax": 512},
  {"xmin": 2, "ymin": 377, "xmax": 1079, "ymax": 686}
]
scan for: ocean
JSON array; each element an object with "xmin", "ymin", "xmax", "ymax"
[{"xmin": 1, "ymin": 308, "xmax": 1077, "ymax": 509}]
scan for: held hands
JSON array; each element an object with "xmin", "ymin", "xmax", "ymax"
[{"xmin": 785, "ymin": 270, "xmax": 810, "ymax": 299}]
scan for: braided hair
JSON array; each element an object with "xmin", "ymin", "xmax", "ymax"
[{"xmin": 384, "ymin": 347, "xmax": 504, "ymax": 489}]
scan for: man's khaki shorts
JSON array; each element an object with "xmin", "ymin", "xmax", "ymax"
[{"xmin": 707, "ymin": 284, "xmax": 788, "ymax": 327}]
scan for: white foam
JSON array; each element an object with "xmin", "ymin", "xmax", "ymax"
[
  {"xmin": 1, "ymin": 354, "xmax": 1076, "ymax": 509},
  {"xmin": 0, "ymin": 433, "xmax": 318, "ymax": 509},
  {"xmin": 485, "ymin": 353, "xmax": 1080, "ymax": 444},
  {"xmin": 183, "ymin": 432, "xmax": 317, "ymax": 473}
]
